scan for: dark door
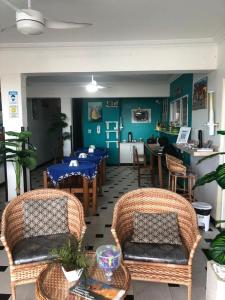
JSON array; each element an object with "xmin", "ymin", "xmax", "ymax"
[{"xmin": 72, "ymin": 99, "xmax": 83, "ymax": 151}]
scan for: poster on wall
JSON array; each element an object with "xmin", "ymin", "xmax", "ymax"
[
  {"xmin": 131, "ymin": 108, "xmax": 151, "ymax": 123},
  {"xmin": 192, "ymin": 77, "xmax": 207, "ymax": 110},
  {"xmin": 88, "ymin": 102, "xmax": 102, "ymax": 121},
  {"xmin": 8, "ymin": 91, "xmax": 19, "ymax": 118}
]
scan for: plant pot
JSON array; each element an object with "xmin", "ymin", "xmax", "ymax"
[
  {"xmin": 206, "ymin": 260, "xmax": 225, "ymax": 300},
  {"xmin": 62, "ymin": 266, "xmax": 83, "ymax": 282}
]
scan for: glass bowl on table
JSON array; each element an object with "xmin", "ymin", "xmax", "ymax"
[{"xmin": 96, "ymin": 245, "xmax": 121, "ymax": 282}]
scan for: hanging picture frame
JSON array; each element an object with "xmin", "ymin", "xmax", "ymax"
[
  {"xmin": 88, "ymin": 102, "xmax": 102, "ymax": 122},
  {"xmin": 193, "ymin": 77, "xmax": 207, "ymax": 110},
  {"xmin": 131, "ymin": 108, "xmax": 151, "ymax": 123}
]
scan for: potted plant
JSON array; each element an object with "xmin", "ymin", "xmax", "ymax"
[
  {"xmin": 193, "ymin": 130, "xmax": 225, "ymax": 299},
  {"xmin": 48, "ymin": 112, "xmax": 71, "ymax": 163},
  {"xmin": 0, "ymin": 130, "xmax": 37, "ymax": 195},
  {"xmin": 51, "ymin": 239, "xmax": 88, "ymax": 282}
]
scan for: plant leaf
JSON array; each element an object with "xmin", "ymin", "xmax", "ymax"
[
  {"xmin": 209, "ymin": 232, "xmax": 225, "ymax": 264},
  {"xmin": 216, "ymin": 164, "xmax": 225, "ymax": 189},
  {"xmin": 193, "ymin": 171, "xmax": 217, "ymax": 189},
  {"xmin": 217, "ymin": 130, "xmax": 225, "ymax": 135},
  {"xmin": 197, "ymin": 152, "xmax": 225, "ymax": 165}
]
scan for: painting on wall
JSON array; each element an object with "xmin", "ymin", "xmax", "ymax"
[
  {"xmin": 131, "ymin": 108, "xmax": 151, "ymax": 123},
  {"xmin": 88, "ymin": 102, "xmax": 102, "ymax": 122},
  {"xmin": 193, "ymin": 77, "xmax": 207, "ymax": 110}
]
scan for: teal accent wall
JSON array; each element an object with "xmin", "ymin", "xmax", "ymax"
[
  {"xmin": 82, "ymin": 99, "xmax": 120, "ymax": 165},
  {"xmin": 161, "ymin": 74, "xmax": 193, "ymax": 165},
  {"xmin": 120, "ymin": 98, "xmax": 162, "ymax": 142},
  {"xmin": 82, "ymin": 98, "xmax": 164, "ymax": 165},
  {"xmin": 170, "ymin": 74, "xmax": 193, "ymax": 127}
]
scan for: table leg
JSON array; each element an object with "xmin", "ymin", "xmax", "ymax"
[
  {"xmin": 83, "ymin": 177, "xmax": 89, "ymax": 216},
  {"xmin": 150, "ymin": 151, "xmax": 154, "ymax": 186},
  {"xmin": 92, "ymin": 177, "xmax": 97, "ymax": 215},
  {"xmin": 158, "ymin": 155, "xmax": 163, "ymax": 188},
  {"xmin": 102, "ymin": 158, "xmax": 106, "ymax": 184}
]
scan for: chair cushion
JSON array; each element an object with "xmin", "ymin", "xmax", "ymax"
[
  {"xmin": 23, "ymin": 196, "xmax": 68, "ymax": 238},
  {"xmin": 123, "ymin": 238, "xmax": 188, "ymax": 265},
  {"xmin": 132, "ymin": 212, "xmax": 182, "ymax": 245},
  {"xmin": 12, "ymin": 233, "xmax": 76, "ymax": 265}
]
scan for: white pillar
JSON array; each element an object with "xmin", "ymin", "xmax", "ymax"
[
  {"xmin": 0, "ymin": 73, "xmax": 30, "ymax": 200},
  {"xmin": 61, "ymin": 96, "xmax": 72, "ymax": 156}
]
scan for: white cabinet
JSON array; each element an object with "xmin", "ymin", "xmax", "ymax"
[{"xmin": 120, "ymin": 142, "xmax": 144, "ymax": 164}]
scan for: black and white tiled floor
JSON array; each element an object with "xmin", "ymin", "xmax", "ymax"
[{"xmin": 0, "ymin": 165, "xmax": 220, "ymax": 299}]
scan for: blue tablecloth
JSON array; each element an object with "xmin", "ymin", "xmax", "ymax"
[
  {"xmin": 63, "ymin": 155, "xmax": 102, "ymax": 166},
  {"xmin": 47, "ymin": 162, "xmax": 97, "ymax": 186},
  {"xmin": 76, "ymin": 148, "xmax": 108, "ymax": 159}
]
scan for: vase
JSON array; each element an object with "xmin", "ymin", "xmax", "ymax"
[{"xmin": 62, "ymin": 266, "xmax": 83, "ymax": 282}]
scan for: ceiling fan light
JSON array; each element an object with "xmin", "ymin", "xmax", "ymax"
[{"xmin": 86, "ymin": 84, "xmax": 98, "ymax": 93}]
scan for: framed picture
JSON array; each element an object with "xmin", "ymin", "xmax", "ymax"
[
  {"xmin": 131, "ymin": 108, "xmax": 151, "ymax": 123},
  {"xmin": 88, "ymin": 102, "xmax": 102, "ymax": 122},
  {"xmin": 193, "ymin": 77, "xmax": 207, "ymax": 110},
  {"xmin": 176, "ymin": 127, "xmax": 191, "ymax": 144}
]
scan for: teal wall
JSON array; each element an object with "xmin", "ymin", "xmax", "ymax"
[
  {"xmin": 82, "ymin": 99, "xmax": 120, "ymax": 165},
  {"xmin": 160, "ymin": 74, "xmax": 193, "ymax": 145},
  {"xmin": 161, "ymin": 74, "xmax": 193, "ymax": 164},
  {"xmin": 82, "ymin": 98, "xmax": 163, "ymax": 164},
  {"xmin": 170, "ymin": 73, "xmax": 193, "ymax": 127},
  {"xmin": 120, "ymin": 98, "xmax": 162, "ymax": 142}
]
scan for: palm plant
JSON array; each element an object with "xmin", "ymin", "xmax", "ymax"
[
  {"xmin": 0, "ymin": 130, "xmax": 37, "ymax": 195},
  {"xmin": 48, "ymin": 112, "xmax": 71, "ymax": 162}
]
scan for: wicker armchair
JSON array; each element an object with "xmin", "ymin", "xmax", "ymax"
[
  {"xmin": 111, "ymin": 188, "xmax": 201, "ymax": 300},
  {"xmin": 0, "ymin": 189, "xmax": 86, "ymax": 300}
]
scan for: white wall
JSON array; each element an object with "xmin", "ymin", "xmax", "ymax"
[{"xmin": 190, "ymin": 40, "xmax": 225, "ymax": 220}]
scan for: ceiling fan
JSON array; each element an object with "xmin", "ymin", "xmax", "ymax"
[
  {"xmin": 0, "ymin": 0, "xmax": 92, "ymax": 35},
  {"xmin": 85, "ymin": 76, "xmax": 106, "ymax": 93}
]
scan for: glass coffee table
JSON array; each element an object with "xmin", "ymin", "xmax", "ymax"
[{"xmin": 35, "ymin": 252, "xmax": 130, "ymax": 300}]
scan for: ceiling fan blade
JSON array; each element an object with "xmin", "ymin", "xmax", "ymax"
[
  {"xmin": 1, "ymin": 0, "xmax": 23, "ymax": 13},
  {"xmin": 97, "ymin": 85, "xmax": 106, "ymax": 89},
  {"xmin": 45, "ymin": 19, "xmax": 92, "ymax": 29},
  {"xmin": 0, "ymin": 23, "xmax": 16, "ymax": 33}
]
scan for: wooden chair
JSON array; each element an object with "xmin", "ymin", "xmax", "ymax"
[
  {"xmin": 43, "ymin": 171, "xmax": 97, "ymax": 215},
  {"xmin": 111, "ymin": 188, "xmax": 201, "ymax": 300},
  {"xmin": 167, "ymin": 160, "xmax": 196, "ymax": 202},
  {"xmin": 0, "ymin": 189, "xmax": 86, "ymax": 300},
  {"xmin": 165, "ymin": 154, "xmax": 183, "ymax": 189},
  {"xmin": 133, "ymin": 146, "xmax": 150, "ymax": 187},
  {"xmin": 133, "ymin": 145, "xmax": 146, "ymax": 168}
]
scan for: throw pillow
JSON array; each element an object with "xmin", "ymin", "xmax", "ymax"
[
  {"xmin": 132, "ymin": 212, "xmax": 182, "ymax": 245},
  {"xmin": 23, "ymin": 196, "xmax": 68, "ymax": 238}
]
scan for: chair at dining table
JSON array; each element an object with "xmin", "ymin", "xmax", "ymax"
[{"xmin": 43, "ymin": 164, "xmax": 98, "ymax": 215}]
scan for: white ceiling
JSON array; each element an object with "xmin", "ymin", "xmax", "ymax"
[{"xmin": 0, "ymin": 0, "xmax": 225, "ymax": 44}]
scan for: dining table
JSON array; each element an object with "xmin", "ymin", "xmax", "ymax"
[
  {"xmin": 63, "ymin": 154, "xmax": 103, "ymax": 194},
  {"xmin": 75, "ymin": 147, "xmax": 108, "ymax": 184},
  {"xmin": 45, "ymin": 161, "xmax": 98, "ymax": 215}
]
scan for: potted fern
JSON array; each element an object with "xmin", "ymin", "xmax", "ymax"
[
  {"xmin": 51, "ymin": 239, "xmax": 88, "ymax": 282},
  {"xmin": 193, "ymin": 131, "xmax": 225, "ymax": 298},
  {"xmin": 0, "ymin": 130, "xmax": 37, "ymax": 195}
]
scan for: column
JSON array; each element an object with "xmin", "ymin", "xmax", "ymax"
[
  {"xmin": 61, "ymin": 96, "xmax": 72, "ymax": 156},
  {"xmin": 0, "ymin": 73, "xmax": 30, "ymax": 200}
]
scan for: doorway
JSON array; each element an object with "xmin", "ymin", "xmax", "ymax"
[{"xmin": 72, "ymin": 99, "xmax": 83, "ymax": 151}]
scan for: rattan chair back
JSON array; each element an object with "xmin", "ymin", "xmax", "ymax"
[{"xmin": 1, "ymin": 188, "xmax": 86, "ymax": 300}]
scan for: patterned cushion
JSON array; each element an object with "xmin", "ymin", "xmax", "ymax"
[
  {"xmin": 23, "ymin": 196, "xmax": 68, "ymax": 238},
  {"xmin": 132, "ymin": 212, "xmax": 182, "ymax": 245}
]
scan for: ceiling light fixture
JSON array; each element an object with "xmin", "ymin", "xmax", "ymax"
[{"xmin": 85, "ymin": 75, "xmax": 105, "ymax": 93}]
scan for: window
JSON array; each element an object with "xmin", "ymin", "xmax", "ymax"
[{"xmin": 170, "ymin": 95, "xmax": 188, "ymax": 126}]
